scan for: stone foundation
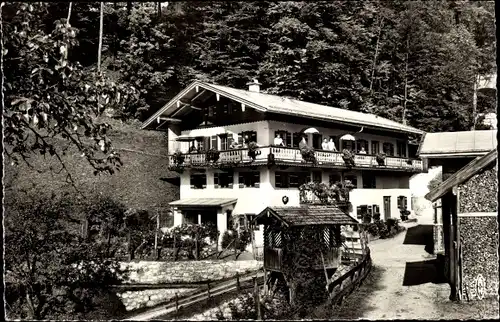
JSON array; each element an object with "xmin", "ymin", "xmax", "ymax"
[
  {"xmin": 118, "ymin": 288, "xmax": 192, "ymax": 311},
  {"xmin": 120, "ymin": 260, "xmax": 263, "ymax": 284}
]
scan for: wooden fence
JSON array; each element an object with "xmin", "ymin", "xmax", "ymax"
[{"xmin": 326, "ymin": 248, "xmax": 372, "ymax": 305}]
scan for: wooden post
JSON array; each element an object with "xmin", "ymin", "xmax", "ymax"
[
  {"xmin": 263, "ymin": 268, "xmax": 268, "ymax": 294},
  {"xmin": 253, "ymin": 277, "xmax": 261, "ymax": 320},
  {"xmin": 195, "ymin": 231, "xmax": 200, "ymax": 260},
  {"xmin": 207, "ymin": 281, "xmax": 211, "ymax": 299},
  {"xmin": 236, "ymin": 272, "xmax": 241, "ymax": 291},
  {"xmin": 175, "ymin": 292, "xmax": 179, "ymax": 313}
]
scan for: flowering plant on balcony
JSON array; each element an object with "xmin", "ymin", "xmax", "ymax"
[
  {"xmin": 247, "ymin": 141, "xmax": 260, "ymax": 160},
  {"xmin": 342, "ymin": 149, "xmax": 355, "ymax": 168},
  {"xmin": 299, "ymin": 181, "xmax": 355, "ymax": 204},
  {"xmin": 205, "ymin": 148, "xmax": 220, "ymax": 163},
  {"xmin": 173, "ymin": 150, "xmax": 185, "ymax": 165},
  {"xmin": 406, "ymin": 159, "xmax": 413, "ymax": 165},
  {"xmin": 267, "ymin": 152, "xmax": 276, "ymax": 168},
  {"xmin": 376, "ymin": 152, "xmax": 386, "ymax": 165},
  {"xmin": 300, "ymin": 145, "xmax": 317, "ymax": 164}
]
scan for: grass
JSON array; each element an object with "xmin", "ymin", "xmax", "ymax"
[{"xmin": 307, "ymin": 265, "xmax": 387, "ymax": 320}]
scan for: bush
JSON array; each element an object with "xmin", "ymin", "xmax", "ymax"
[
  {"xmin": 362, "ymin": 212, "xmax": 372, "ymax": 224},
  {"xmin": 365, "ymin": 222, "xmax": 379, "ymax": 236},
  {"xmin": 373, "ymin": 212, "xmax": 381, "ymax": 221}
]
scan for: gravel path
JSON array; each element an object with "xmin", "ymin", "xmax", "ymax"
[
  {"xmin": 358, "ymin": 223, "xmax": 451, "ymax": 319},
  {"xmin": 312, "ymin": 222, "xmax": 499, "ymax": 320}
]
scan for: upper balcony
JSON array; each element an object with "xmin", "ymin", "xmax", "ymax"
[{"xmin": 168, "ymin": 145, "xmax": 424, "ymax": 173}]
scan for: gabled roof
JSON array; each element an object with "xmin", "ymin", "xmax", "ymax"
[
  {"xmin": 254, "ymin": 205, "xmax": 358, "ymax": 227},
  {"xmin": 169, "ymin": 198, "xmax": 237, "ymax": 208},
  {"xmin": 142, "ymin": 81, "xmax": 423, "ymax": 135},
  {"xmin": 418, "ymin": 130, "xmax": 497, "ymax": 158},
  {"xmin": 425, "ymin": 149, "xmax": 497, "ymax": 202}
]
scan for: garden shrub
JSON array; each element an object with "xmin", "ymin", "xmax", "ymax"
[
  {"xmin": 373, "ymin": 212, "xmax": 381, "ymax": 221},
  {"xmin": 365, "ymin": 222, "xmax": 379, "ymax": 236}
]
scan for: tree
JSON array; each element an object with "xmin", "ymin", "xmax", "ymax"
[
  {"xmin": 4, "ymin": 192, "xmax": 127, "ymax": 320},
  {"xmin": 2, "ymin": 3, "xmax": 139, "ymax": 187}
]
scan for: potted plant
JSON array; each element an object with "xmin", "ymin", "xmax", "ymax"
[
  {"xmin": 247, "ymin": 141, "xmax": 260, "ymax": 160},
  {"xmin": 267, "ymin": 152, "xmax": 276, "ymax": 168},
  {"xmin": 300, "ymin": 145, "xmax": 317, "ymax": 164},
  {"xmin": 173, "ymin": 150, "xmax": 185, "ymax": 166},
  {"xmin": 206, "ymin": 148, "xmax": 220, "ymax": 163},
  {"xmin": 406, "ymin": 159, "xmax": 413, "ymax": 165},
  {"xmin": 376, "ymin": 152, "xmax": 386, "ymax": 166},
  {"xmin": 400, "ymin": 209, "xmax": 410, "ymax": 221},
  {"xmin": 342, "ymin": 149, "xmax": 355, "ymax": 168}
]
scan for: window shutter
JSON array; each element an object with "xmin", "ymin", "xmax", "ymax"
[
  {"xmin": 214, "ymin": 173, "xmax": 219, "ymax": 188},
  {"xmin": 356, "ymin": 206, "xmax": 362, "ymax": 219},
  {"xmin": 285, "ymin": 132, "xmax": 291, "ymax": 147},
  {"xmin": 367, "ymin": 205, "xmax": 373, "ymax": 215},
  {"xmin": 211, "ymin": 136, "xmax": 218, "ymax": 150},
  {"xmin": 253, "ymin": 172, "xmax": 260, "ymax": 188},
  {"xmin": 239, "ymin": 173, "xmax": 245, "ymax": 188},
  {"xmin": 403, "ymin": 197, "xmax": 408, "ymax": 209},
  {"xmin": 275, "ymin": 173, "xmax": 282, "ymax": 188},
  {"xmin": 237, "ymin": 133, "xmax": 243, "ymax": 145}
]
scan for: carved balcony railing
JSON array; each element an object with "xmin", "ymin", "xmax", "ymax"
[{"xmin": 168, "ymin": 145, "xmax": 424, "ymax": 172}]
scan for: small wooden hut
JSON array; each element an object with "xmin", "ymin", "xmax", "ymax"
[{"xmin": 253, "ymin": 204, "xmax": 359, "ymax": 303}]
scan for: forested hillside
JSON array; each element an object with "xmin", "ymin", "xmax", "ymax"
[{"xmin": 5, "ymin": 1, "xmax": 495, "ymax": 132}]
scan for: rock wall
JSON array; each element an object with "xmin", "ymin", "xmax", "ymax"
[
  {"xmin": 120, "ymin": 260, "xmax": 263, "ymax": 284},
  {"xmin": 459, "ymin": 216, "xmax": 499, "ymax": 300},
  {"xmin": 118, "ymin": 288, "xmax": 193, "ymax": 311},
  {"xmin": 458, "ymin": 165, "xmax": 497, "ymax": 213}
]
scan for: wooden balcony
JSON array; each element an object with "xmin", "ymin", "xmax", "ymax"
[
  {"xmin": 264, "ymin": 247, "xmax": 341, "ymax": 272},
  {"xmin": 168, "ymin": 146, "xmax": 424, "ymax": 172}
]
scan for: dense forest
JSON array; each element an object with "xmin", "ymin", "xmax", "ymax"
[
  {"xmin": 1, "ymin": 1, "xmax": 496, "ymax": 320},
  {"xmin": 4, "ymin": 1, "xmax": 496, "ymax": 131}
]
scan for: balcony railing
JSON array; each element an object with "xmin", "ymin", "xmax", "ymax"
[{"xmin": 169, "ymin": 146, "xmax": 423, "ymax": 172}]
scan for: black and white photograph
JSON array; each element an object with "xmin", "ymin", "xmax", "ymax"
[{"xmin": 2, "ymin": 1, "xmax": 498, "ymax": 320}]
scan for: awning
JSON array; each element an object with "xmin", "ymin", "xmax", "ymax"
[
  {"xmin": 175, "ymin": 135, "xmax": 199, "ymax": 142},
  {"xmin": 170, "ymin": 198, "xmax": 237, "ymax": 208},
  {"xmin": 184, "ymin": 126, "xmax": 228, "ymax": 138},
  {"xmin": 254, "ymin": 205, "xmax": 358, "ymax": 227}
]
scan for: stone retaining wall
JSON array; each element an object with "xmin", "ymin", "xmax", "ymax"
[
  {"xmin": 120, "ymin": 260, "xmax": 263, "ymax": 284},
  {"xmin": 118, "ymin": 288, "xmax": 192, "ymax": 311}
]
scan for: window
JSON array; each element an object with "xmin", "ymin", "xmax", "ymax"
[
  {"xmin": 342, "ymin": 140, "xmax": 354, "ymax": 151},
  {"xmin": 356, "ymin": 139, "xmax": 368, "ymax": 153},
  {"xmin": 292, "ymin": 132, "xmax": 302, "ymax": 148},
  {"xmin": 239, "ymin": 131, "xmax": 257, "ymax": 145},
  {"xmin": 357, "ymin": 205, "xmax": 368, "ymax": 220},
  {"xmin": 208, "ymin": 105, "xmax": 215, "ymax": 117},
  {"xmin": 214, "ymin": 170, "xmax": 234, "ymax": 188},
  {"xmin": 312, "ymin": 170, "xmax": 322, "ymax": 183},
  {"xmin": 274, "ymin": 130, "xmax": 292, "ymax": 147},
  {"xmin": 329, "ymin": 173, "xmax": 341, "ymax": 186},
  {"xmin": 344, "ymin": 175, "xmax": 357, "ymax": 188},
  {"xmin": 362, "ymin": 172, "xmax": 376, "ymax": 188},
  {"xmin": 190, "ymin": 172, "xmax": 207, "ymax": 189},
  {"xmin": 312, "ymin": 133, "xmax": 322, "ymax": 149},
  {"xmin": 397, "ymin": 141, "xmax": 407, "ymax": 157},
  {"xmin": 239, "ymin": 171, "xmax": 260, "ymax": 188},
  {"xmin": 383, "ymin": 142, "xmax": 395, "ymax": 156},
  {"xmin": 219, "ymin": 134, "xmax": 229, "ymax": 150},
  {"xmin": 275, "ymin": 172, "xmax": 310, "ymax": 188},
  {"xmin": 211, "ymin": 135, "xmax": 218, "ymax": 150},
  {"xmin": 397, "ymin": 196, "xmax": 408, "ymax": 209},
  {"xmin": 371, "ymin": 141, "xmax": 380, "ymax": 155},
  {"xmin": 373, "ymin": 205, "xmax": 380, "ymax": 214}
]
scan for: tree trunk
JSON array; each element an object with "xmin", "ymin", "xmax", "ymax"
[
  {"xmin": 97, "ymin": 2, "xmax": 104, "ymax": 73},
  {"xmin": 66, "ymin": 2, "xmax": 72, "ymax": 26},
  {"xmin": 127, "ymin": 2, "xmax": 132, "ymax": 15},
  {"xmin": 158, "ymin": 2, "xmax": 162, "ymax": 18},
  {"xmin": 402, "ymin": 40, "xmax": 409, "ymax": 125},
  {"xmin": 369, "ymin": 16, "xmax": 384, "ymax": 93}
]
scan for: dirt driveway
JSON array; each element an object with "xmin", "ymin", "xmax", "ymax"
[{"xmin": 311, "ymin": 223, "xmax": 499, "ymax": 320}]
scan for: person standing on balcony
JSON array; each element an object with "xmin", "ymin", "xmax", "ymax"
[
  {"xmin": 229, "ymin": 138, "xmax": 238, "ymax": 149},
  {"xmin": 359, "ymin": 146, "xmax": 367, "ymax": 154},
  {"xmin": 189, "ymin": 142, "xmax": 197, "ymax": 153},
  {"xmin": 327, "ymin": 138, "xmax": 337, "ymax": 151},
  {"xmin": 274, "ymin": 133, "xmax": 284, "ymax": 146},
  {"xmin": 243, "ymin": 134, "xmax": 250, "ymax": 147},
  {"xmin": 321, "ymin": 138, "xmax": 329, "ymax": 150}
]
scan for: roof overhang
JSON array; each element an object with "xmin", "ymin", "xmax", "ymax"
[
  {"xmin": 425, "ymin": 149, "xmax": 497, "ymax": 202},
  {"xmin": 141, "ymin": 81, "xmax": 267, "ymax": 129},
  {"xmin": 169, "ymin": 198, "xmax": 237, "ymax": 208},
  {"xmin": 419, "ymin": 151, "xmax": 491, "ymax": 158}
]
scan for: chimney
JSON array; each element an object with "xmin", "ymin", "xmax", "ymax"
[{"xmin": 247, "ymin": 79, "xmax": 262, "ymax": 93}]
